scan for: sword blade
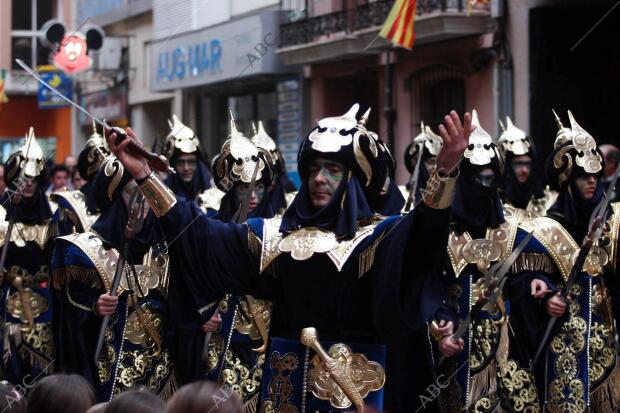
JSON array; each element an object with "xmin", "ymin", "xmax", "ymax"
[{"xmin": 15, "ymin": 59, "xmax": 110, "ymax": 130}]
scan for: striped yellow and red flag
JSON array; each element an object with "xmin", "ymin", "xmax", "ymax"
[{"xmin": 379, "ymin": 0, "xmax": 417, "ymax": 49}]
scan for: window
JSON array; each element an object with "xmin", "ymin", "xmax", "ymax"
[
  {"xmin": 11, "ymin": 0, "xmax": 55, "ymax": 70},
  {"xmin": 410, "ymin": 65, "xmax": 466, "ymax": 134}
]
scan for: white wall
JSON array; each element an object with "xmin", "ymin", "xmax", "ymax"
[
  {"xmin": 153, "ymin": 0, "xmax": 231, "ymax": 40},
  {"xmin": 231, "ymin": 0, "xmax": 278, "ymax": 16}
]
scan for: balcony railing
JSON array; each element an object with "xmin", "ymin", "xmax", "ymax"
[{"xmin": 279, "ymin": 0, "xmax": 490, "ymax": 48}]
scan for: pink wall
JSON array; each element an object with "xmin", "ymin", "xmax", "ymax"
[
  {"xmin": 392, "ymin": 35, "xmax": 495, "ymax": 184},
  {"xmin": 0, "ymin": 1, "xmax": 11, "ymax": 69}
]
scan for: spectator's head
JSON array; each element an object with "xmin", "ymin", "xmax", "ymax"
[
  {"xmin": 64, "ymin": 155, "xmax": 77, "ymax": 171},
  {"xmin": 600, "ymin": 144, "xmax": 620, "ymax": 180},
  {"xmin": 71, "ymin": 168, "xmax": 86, "ymax": 190},
  {"xmin": 86, "ymin": 403, "xmax": 108, "ymax": 413},
  {"xmin": 27, "ymin": 374, "xmax": 94, "ymax": 413},
  {"xmin": 49, "ymin": 164, "xmax": 69, "ymax": 192},
  {"xmin": 0, "ymin": 165, "xmax": 6, "ymax": 196},
  {"xmin": 0, "ymin": 381, "xmax": 27, "ymax": 413},
  {"xmin": 105, "ymin": 390, "xmax": 164, "ymax": 413},
  {"xmin": 166, "ymin": 382, "xmax": 241, "ymax": 413}
]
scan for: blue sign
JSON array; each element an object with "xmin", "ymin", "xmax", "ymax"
[
  {"xmin": 277, "ymin": 78, "xmax": 302, "ymax": 188},
  {"xmin": 37, "ymin": 66, "xmax": 73, "ymax": 109},
  {"xmin": 156, "ymin": 40, "xmax": 223, "ymax": 83}
]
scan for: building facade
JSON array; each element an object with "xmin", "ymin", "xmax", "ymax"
[
  {"xmin": 150, "ymin": 0, "xmax": 303, "ymax": 185},
  {"xmin": 277, "ymin": 0, "xmax": 620, "ymax": 184},
  {"xmin": 0, "ymin": 0, "xmax": 74, "ymax": 163}
]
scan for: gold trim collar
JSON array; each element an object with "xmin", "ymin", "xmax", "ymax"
[{"xmin": 259, "ymin": 217, "xmax": 378, "ymax": 273}]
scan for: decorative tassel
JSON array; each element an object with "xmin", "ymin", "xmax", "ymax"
[
  {"xmin": 358, "ymin": 234, "xmax": 383, "ymax": 278},
  {"xmin": 591, "ymin": 362, "xmax": 620, "ymax": 411},
  {"xmin": 57, "ymin": 266, "xmax": 103, "ymax": 290},
  {"xmin": 496, "ymin": 319, "xmax": 509, "ymax": 377},
  {"xmin": 17, "ymin": 345, "xmax": 53, "ymax": 372},
  {"xmin": 468, "ymin": 359, "xmax": 497, "ymax": 409},
  {"xmin": 243, "ymin": 393, "xmax": 259, "ymax": 413},
  {"xmin": 159, "ymin": 372, "xmax": 177, "ymax": 401},
  {"xmin": 468, "ymin": 320, "xmax": 508, "ymax": 411}
]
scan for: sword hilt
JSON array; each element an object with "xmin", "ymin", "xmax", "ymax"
[{"xmin": 109, "ymin": 127, "xmax": 173, "ymax": 174}]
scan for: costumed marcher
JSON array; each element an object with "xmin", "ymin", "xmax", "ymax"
[
  {"xmin": 163, "ymin": 114, "xmax": 211, "ymax": 203},
  {"xmin": 402, "ymin": 122, "xmax": 443, "ymax": 211},
  {"xmin": 600, "ymin": 143, "xmax": 620, "ymax": 202},
  {"xmin": 167, "ymin": 115, "xmax": 275, "ymax": 389},
  {"xmin": 498, "ymin": 116, "xmax": 555, "ymax": 216},
  {"xmin": 212, "ymin": 118, "xmax": 276, "ymax": 222},
  {"xmin": 522, "ymin": 111, "xmax": 620, "ymax": 412},
  {"xmin": 204, "ymin": 118, "xmax": 277, "ymax": 412},
  {"xmin": 0, "ymin": 127, "xmax": 55, "ymax": 384},
  {"xmin": 50, "ymin": 121, "xmax": 109, "ymax": 236},
  {"xmin": 51, "ymin": 155, "xmax": 174, "ymax": 402},
  {"xmin": 249, "ymin": 121, "xmax": 297, "ymax": 212},
  {"xmin": 106, "ymin": 104, "xmax": 471, "ymax": 412},
  {"xmin": 357, "ymin": 109, "xmax": 405, "ymax": 216},
  {"xmin": 431, "ymin": 111, "xmax": 546, "ymax": 412},
  {"xmin": 250, "ymin": 121, "xmax": 297, "ymax": 214}
]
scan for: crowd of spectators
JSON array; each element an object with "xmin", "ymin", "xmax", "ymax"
[{"xmin": 0, "ymin": 374, "xmax": 242, "ymax": 413}]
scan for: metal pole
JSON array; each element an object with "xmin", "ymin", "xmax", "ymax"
[{"xmin": 384, "ymin": 49, "xmax": 396, "ymax": 151}]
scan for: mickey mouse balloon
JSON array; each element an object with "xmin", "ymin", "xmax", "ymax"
[{"xmin": 41, "ymin": 20, "xmax": 104, "ymax": 75}]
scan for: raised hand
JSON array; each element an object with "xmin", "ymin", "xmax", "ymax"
[
  {"xmin": 436, "ymin": 111, "xmax": 474, "ymax": 174},
  {"xmin": 106, "ymin": 127, "xmax": 152, "ymax": 180}
]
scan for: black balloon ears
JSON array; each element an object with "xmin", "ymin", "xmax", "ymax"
[
  {"xmin": 85, "ymin": 27, "xmax": 104, "ymax": 51},
  {"xmin": 41, "ymin": 20, "xmax": 66, "ymax": 44}
]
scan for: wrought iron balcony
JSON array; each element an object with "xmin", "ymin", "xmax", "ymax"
[{"xmin": 279, "ymin": 0, "xmax": 490, "ymax": 48}]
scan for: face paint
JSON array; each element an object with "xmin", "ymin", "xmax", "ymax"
[
  {"xmin": 574, "ymin": 174, "xmax": 597, "ymax": 200},
  {"xmin": 175, "ymin": 153, "xmax": 198, "ymax": 183},
  {"xmin": 235, "ymin": 182, "xmax": 266, "ymax": 213},
  {"xmin": 424, "ymin": 156, "xmax": 437, "ymax": 175},
  {"xmin": 510, "ymin": 155, "xmax": 532, "ymax": 184},
  {"xmin": 475, "ymin": 168, "xmax": 496, "ymax": 188},
  {"xmin": 307, "ymin": 158, "xmax": 345, "ymax": 209}
]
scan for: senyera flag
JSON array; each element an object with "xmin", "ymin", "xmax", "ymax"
[{"xmin": 379, "ymin": 0, "xmax": 417, "ymax": 50}]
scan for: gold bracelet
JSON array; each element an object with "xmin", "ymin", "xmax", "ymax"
[
  {"xmin": 421, "ymin": 168, "xmax": 458, "ymax": 210},
  {"xmin": 138, "ymin": 173, "xmax": 177, "ymax": 217}
]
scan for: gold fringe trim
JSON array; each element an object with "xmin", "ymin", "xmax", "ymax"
[
  {"xmin": 248, "ymin": 232, "xmax": 262, "ymax": 261},
  {"xmin": 159, "ymin": 371, "xmax": 177, "ymax": 401},
  {"xmin": 509, "ymin": 253, "xmax": 556, "ymax": 275},
  {"xmin": 468, "ymin": 359, "xmax": 498, "ymax": 409},
  {"xmin": 18, "ymin": 345, "xmax": 53, "ymax": 372},
  {"xmin": 53, "ymin": 266, "xmax": 103, "ymax": 290},
  {"xmin": 591, "ymin": 362, "xmax": 620, "ymax": 411},
  {"xmin": 468, "ymin": 322, "xmax": 508, "ymax": 411},
  {"xmin": 358, "ymin": 233, "xmax": 383, "ymax": 278},
  {"xmin": 243, "ymin": 393, "xmax": 259, "ymax": 413},
  {"xmin": 496, "ymin": 320, "xmax": 509, "ymax": 377}
]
